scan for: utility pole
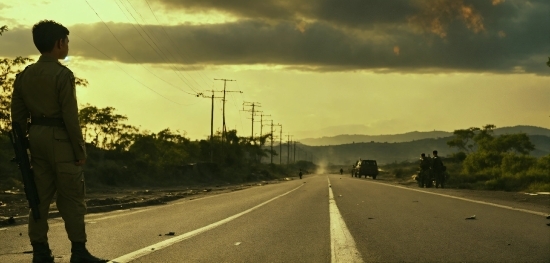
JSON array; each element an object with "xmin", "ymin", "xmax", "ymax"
[
  {"xmin": 199, "ymin": 90, "xmax": 223, "ymax": 163},
  {"xmin": 294, "ymin": 141, "xmax": 296, "ymax": 163},
  {"xmin": 258, "ymin": 113, "xmax": 271, "ymax": 139},
  {"xmin": 287, "ymin": 134, "xmax": 293, "ymax": 165},
  {"xmin": 242, "ymin": 102, "xmax": 261, "ymax": 143},
  {"xmin": 270, "ymin": 120, "xmax": 274, "ymax": 164},
  {"xmin": 214, "ymin": 78, "xmax": 239, "ymax": 142},
  {"xmin": 274, "ymin": 123, "xmax": 282, "ymax": 165}
]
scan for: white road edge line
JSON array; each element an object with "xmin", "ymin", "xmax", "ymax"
[
  {"xmin": 108, "ymin": 183, "xmax": 304, "ymax": 263},
  {"xmin": 349, "ymin": 176, "xmax": 548, "ymax": 217},
  {"xmin": 328, "ymin": 177, "xmax": 363, "ymax": 263}
]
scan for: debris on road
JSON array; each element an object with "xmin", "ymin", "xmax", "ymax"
[
  {"xmin": 368, "ymin": 217, "xmax": 374, "ymax": 220},
  {"xmin": 546, "ymin": 215, "xmax": 550, "ymax": 219},
  {"xmin": 165, "ymin": 232, "xmax": 175, "ymax": 236},
  {"xmin": 234, "ymin": 242, "xmax": 242, "ymax": 246},
  {"xmin": 338, "ymin": 195, "xmax": 342, "ymax": 197},
  {"xmin": 465, "ymin": 215, "xmax": 476, "ymax": 220}
]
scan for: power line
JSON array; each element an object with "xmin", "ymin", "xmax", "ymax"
[
  {"xmin": 144, "ymin": 0, "xmax": 214, "ymax": 89},
  {"xmin": 114, "ymin": 0, "xmax": 200, "ymax": 94},
  {"xmin": 83, "ymin": 0, "xmax": 197, "ymax": 96},
  {"xmin": 74, "ymin": 35, "xmax": 186, "ymax": 105},
  {"xmin": 122, "ymin": 0, "xmax": 202, "ymax": 94}
]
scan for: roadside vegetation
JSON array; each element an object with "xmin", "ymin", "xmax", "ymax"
[
  {"xmin": 381, "ymin": 125, "xmax": 550, "ymax": 192},
  {"xmin": 0, "ymin": 106, "xmax": 317, "ymax": 189}
]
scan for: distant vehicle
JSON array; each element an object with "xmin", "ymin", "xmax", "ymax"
[{"xmin": 353, "ymin": 159, "xmax": 379, "ymax": 179}]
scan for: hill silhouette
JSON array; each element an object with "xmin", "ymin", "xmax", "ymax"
[
  {"xmin": 289, "ymin": 126, "xmax": 550, "ymax": 165},
  {"xmin": 298, "ymin": 125, "xmax": 550, "ymax": 146}
]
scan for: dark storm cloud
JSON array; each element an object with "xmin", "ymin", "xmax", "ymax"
[
  {"xmin": 0, "ymin": 0, "xmax": 548, "ymax": 74},
  {"xmin": 157, "ymin": 0, "xmax": 418, "ymax": 29}
]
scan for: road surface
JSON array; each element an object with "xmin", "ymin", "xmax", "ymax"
[{"xmin": 1, "ymin": 174, "xmax": 549, "ymax": 262}]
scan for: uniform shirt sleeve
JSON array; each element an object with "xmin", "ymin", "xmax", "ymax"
[
  {"xmin": 58, "ymin": 69, "xmax": 87, "ymax": 160},
  {"xmin": 10, "ymin": 73, "xmax": 29, "ymax": 132}
]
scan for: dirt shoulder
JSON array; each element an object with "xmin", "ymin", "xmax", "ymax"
[
  {"xmin": 374, "ymin": 176, "xmax": 550, "ymax": 215},
  {"xmin": 0, "ymin": 178, "xmax": 294, "ymax": 226}
]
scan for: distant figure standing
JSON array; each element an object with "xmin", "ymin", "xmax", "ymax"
[
  {"xmin": 418, "ymin": 153, "xmax": 431, "ymax": 188},
  {"xmin": 339, "ymin": 168, "xmax": 344, "ymax": 175},
  {"xmin": 431, "ymin": 150, "xmax": 446, "ymax": 188},
  {"xmin": 11, "ymin": 20, "xmax": 106, "ymax": 263},
  {"xmin": 299, "ymin": 169, "xmax": 303, "ymax": 179}
]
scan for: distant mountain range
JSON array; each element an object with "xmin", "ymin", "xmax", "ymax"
[
  {"xmin": 298, "ymin": 126, "xmax": 550, "ymax": 146},
  {"xmin": 275, "ymin": 126, "xmax": 550, "ymax": 165}
]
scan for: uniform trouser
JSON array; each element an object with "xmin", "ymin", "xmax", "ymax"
[
  {"xmin": 434, "ymin": 171, "xmax": 445, "ymax": 187},
  {"xmin": 419, "ymin": 170, "xmax": 428, "ymax": 186},
  {"xmin": 28, "ymin": 126, "xmax": 87, "ymax": 244}
]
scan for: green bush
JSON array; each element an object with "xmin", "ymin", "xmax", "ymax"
[
  {"xmin": 501, "ymin": 154, "xmax": 536, "ymax": 175},
  {"xmin": 462, "ymin": 151, "xmax": 503, "ymax": 174}
]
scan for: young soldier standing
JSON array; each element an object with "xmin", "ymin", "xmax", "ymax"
[
  {"xmin": 418, "ymin": 153, "xmax": 431, "ymax": 188},
  {"xmin": 11, "ymin": 20, "xmax": 106, "ymax": 263},
  {"xmin": 431, "ymin": 150, "xmax": 446, "ymax": 189}
]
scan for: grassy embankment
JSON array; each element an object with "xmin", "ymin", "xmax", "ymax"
[{"xmin": 379, "ymin": 154, "xmax": 550, "ymax": 192}]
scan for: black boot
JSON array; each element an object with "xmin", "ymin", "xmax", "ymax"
[
  {"xmin": 31, "ymin": 242, "xmax": 54, "ymax": 263},
  {"xmin": 70, "ymin": 242, "xmax": 108, "ymax": 263}
]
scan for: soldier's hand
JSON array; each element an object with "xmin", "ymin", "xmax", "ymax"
[{"xmin": 75, "ymin": 159, "xmax": 86, "ymax": 166}]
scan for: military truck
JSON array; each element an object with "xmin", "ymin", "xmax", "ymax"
[{"xmin": 353, "ymin": 159, "xmax": 379, "ymax": 179}]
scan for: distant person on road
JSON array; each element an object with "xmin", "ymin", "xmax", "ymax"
[
  {"xmin": 299, "ymin": 169, "xmax": 303, "ymax": 179},
  {"xmin": 418, "ymin": 153, "xmax": 431, "ymax": 188},
  {"xmin": 10, "ymin": 20, "xmax": 107, "ymax": 263},
  {"xmin": 339, "ymin": 168, "xmax": 344, "ymax": 175},
  {"xmin": 431, "ymin": 150, "xmax": 446, "ymax": 188}
]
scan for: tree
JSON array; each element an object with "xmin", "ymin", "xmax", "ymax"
[
  {"xmin": 0, "ymin": 25, "xmax": 7, "ymax": 36},
  {"xmin": 447, "ymin": 127, "xmax": 480, "ymax": 153},
  {"xmin": 79, "ymin": 104, "xmax": 138, "ymax": 150},
  {"xmin": 0, "ymin": 56, "xmax": 33, "ymax": 133}
]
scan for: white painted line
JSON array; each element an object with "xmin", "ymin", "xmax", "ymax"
[
  {"xmin": 328, "ymin": 177, "xmax": 363, "ymax": 263},
  {"xmin": 108, "ymin": 184, "xmax": 304, "ymax": 263},
  {"xmin": 344, "ymin": 175, "xmax": 548, "ymax": 217}
]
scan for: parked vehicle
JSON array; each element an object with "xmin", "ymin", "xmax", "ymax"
[{"xmin": 353, "ymin": 159, "xmax": 379, "ymax": 179}]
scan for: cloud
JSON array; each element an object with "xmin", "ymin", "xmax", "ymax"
[
  {"xmin": 393, "ymin": 46, "xmax": 400, "ymax": 56},
  {"xmin": 0, "ymin": 0, "xmax": 547, "ymax": 75},
  {"xmin": 407, "ymin": 0, "xmax": 485, "ymax": 38}
]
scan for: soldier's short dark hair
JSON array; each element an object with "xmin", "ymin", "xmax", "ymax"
[
  {"xmin": 433, "ymin": 150, "xmax": 438, "ymax": 155},
  {"xmin": 32, "ymin": 20, "xmax": 70, "ymax": 53},
  {"xmin": 421, "ymin": 153, "xmax": 425, "ymax": 157}
]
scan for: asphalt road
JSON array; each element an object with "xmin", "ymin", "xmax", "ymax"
[{"xmin": 1, "ymin": 174, "xmax": 549, "ymax": 262}]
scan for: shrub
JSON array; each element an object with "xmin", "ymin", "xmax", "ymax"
[
  {"xmin": 462, "ymin": 151, "xmax": 503, "ymax": 174},
  {"xmin": 501, "ymin": 154, "xmax": 536, "ymax": 175}
]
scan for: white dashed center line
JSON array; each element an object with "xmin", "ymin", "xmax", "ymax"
[{"xmin": 328, "ymin": 177, "xmax": 363, "ymax": 263}]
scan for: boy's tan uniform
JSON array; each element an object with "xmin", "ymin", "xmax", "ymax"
[{"xmin": 11, "ymin": 55, "xmax": 87, "ymax": 243}]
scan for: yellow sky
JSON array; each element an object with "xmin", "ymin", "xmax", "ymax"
[{"xmin": 1, "ymin": 0, "xmax": 549, "ymax": 140}]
